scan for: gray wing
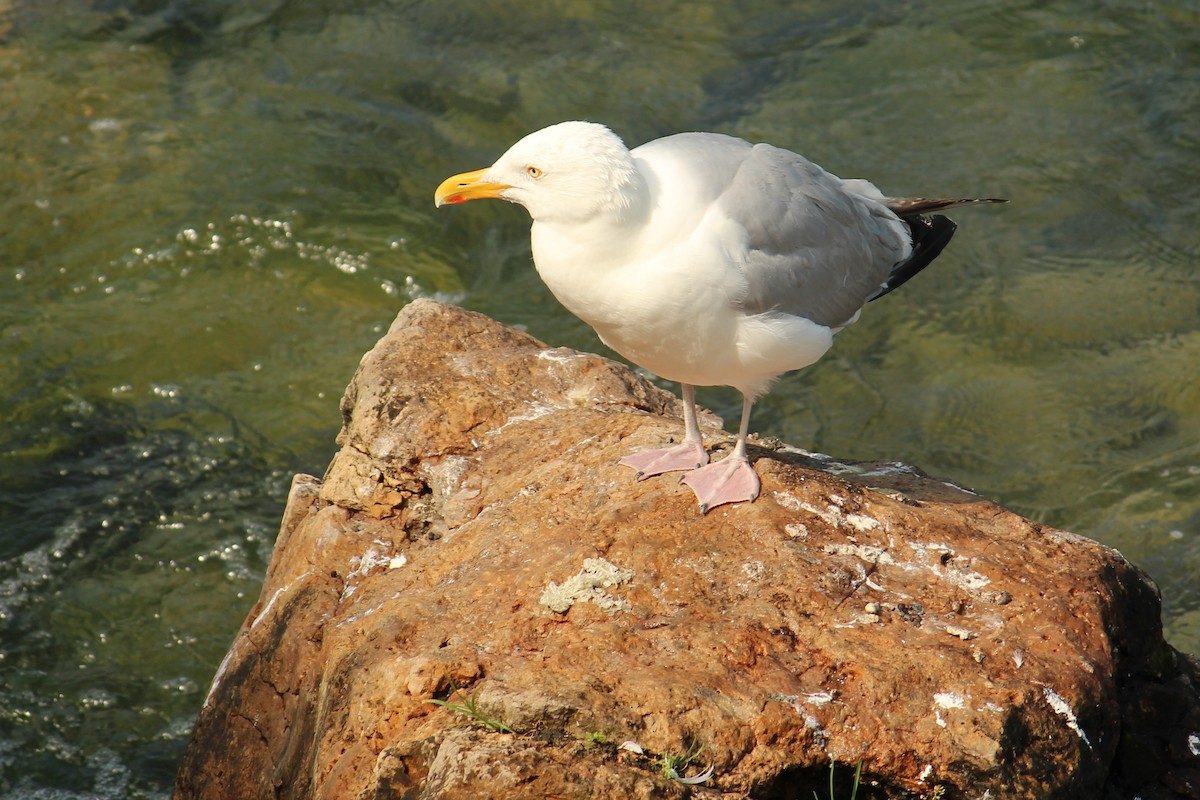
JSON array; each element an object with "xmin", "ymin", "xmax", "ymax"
[{"xmin": 715, "ymin": 143, "xmax": 911, "ymax": 328}]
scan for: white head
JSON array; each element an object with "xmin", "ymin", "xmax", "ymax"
[{"xmin": 434, "ymin": 121, "xmax": 644, "ymax": 224}]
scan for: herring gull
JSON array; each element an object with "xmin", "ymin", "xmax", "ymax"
[{"xmin": 435, "ymin": 121, "xmax": 1003, "ymax": 512}]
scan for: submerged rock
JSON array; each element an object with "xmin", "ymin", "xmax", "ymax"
[{"xmin": 173, "ymin": 299, "xmax": 1200, "ymax": 800}]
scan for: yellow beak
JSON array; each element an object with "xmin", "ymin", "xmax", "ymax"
[{"xmin": 434, "ymin": 168, "xmax": 511, "ymax": 207}]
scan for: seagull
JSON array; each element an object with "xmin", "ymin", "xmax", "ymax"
[{"xmin": 434, "ymin": 121, "xmax": 1002, "ymax": 512}]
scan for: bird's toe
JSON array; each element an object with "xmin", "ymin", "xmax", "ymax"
[
  {"xmin": 681, "ymin": 457, "xmax": 761, "ymax": 513},
  {"xmin": 618, "ymin": 441, "xmax": 709, "ymax": 479}
]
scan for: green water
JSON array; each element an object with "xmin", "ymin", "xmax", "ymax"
[{"xmin": 1, "ymin": 1, "xmax": 1196, "ymax": 796}]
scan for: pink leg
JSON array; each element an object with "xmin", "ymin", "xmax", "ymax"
[
  {"xmin": 619, "ymin": 384, "xmax": 709, "ymax": 479},
  {"xmin": 681, "ymin": 393, "xmax": 761, "ymax": 513}
]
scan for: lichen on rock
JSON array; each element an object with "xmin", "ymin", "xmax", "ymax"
[{"xmin": 539, "ymin": 557, "xmax": 635, "ymax": 614}]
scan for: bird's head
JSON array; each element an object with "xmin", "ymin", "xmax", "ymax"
[{"xmin": 434, "ymin": 121, "xmax": 642, "ymax": 224}]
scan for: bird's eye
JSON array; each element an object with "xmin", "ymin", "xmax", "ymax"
[{"xmin": 526, "ymin": 165, "xmax": 543, "ymax": 179}]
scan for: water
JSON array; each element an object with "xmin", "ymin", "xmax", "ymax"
[{"xmin": 1, "ymin": 1, "xmax": 1197, "ymax": 796}]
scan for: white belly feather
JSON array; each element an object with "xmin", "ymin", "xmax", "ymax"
[{"xmin": 530, "ymin": 219, "xmax": 834, "ymax": 396}]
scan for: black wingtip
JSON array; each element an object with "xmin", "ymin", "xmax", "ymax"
[{"xmin": 867, "ymin": 214, "xmax": 957, "ymax": 303}]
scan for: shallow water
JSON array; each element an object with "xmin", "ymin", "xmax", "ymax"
[{"xmin": 1, "ymin": 1, "xmax": 1197, "ymax": 796}]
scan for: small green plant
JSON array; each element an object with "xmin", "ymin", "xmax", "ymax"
[
  {"xmin": 583, "ymin": 730, "xmax": 609, "ymax": 746},
  {"xmin": 658, "ymin": 739, "xmax": 714, "ymax": 785},
  {"xmin": 424, "ymin": 679, "xmax": 514, "ymax": 734},
  {"xmin": 814, "ymin": 758, "xmax": 863, "ymax": 800}
]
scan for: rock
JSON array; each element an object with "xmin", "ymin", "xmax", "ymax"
[{"xmin": 173, "ymin": 299, "xmax": 1200, "ymax": 800}]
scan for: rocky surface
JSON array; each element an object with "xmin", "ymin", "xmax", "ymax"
[{"xmin": 173, "ymin": 299, "xmax": 1200, "ymax": 800}]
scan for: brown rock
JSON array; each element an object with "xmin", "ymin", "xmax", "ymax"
[{"xmin": 174, "ymin": 299, "xmax": 1200, "ymax": 800}]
